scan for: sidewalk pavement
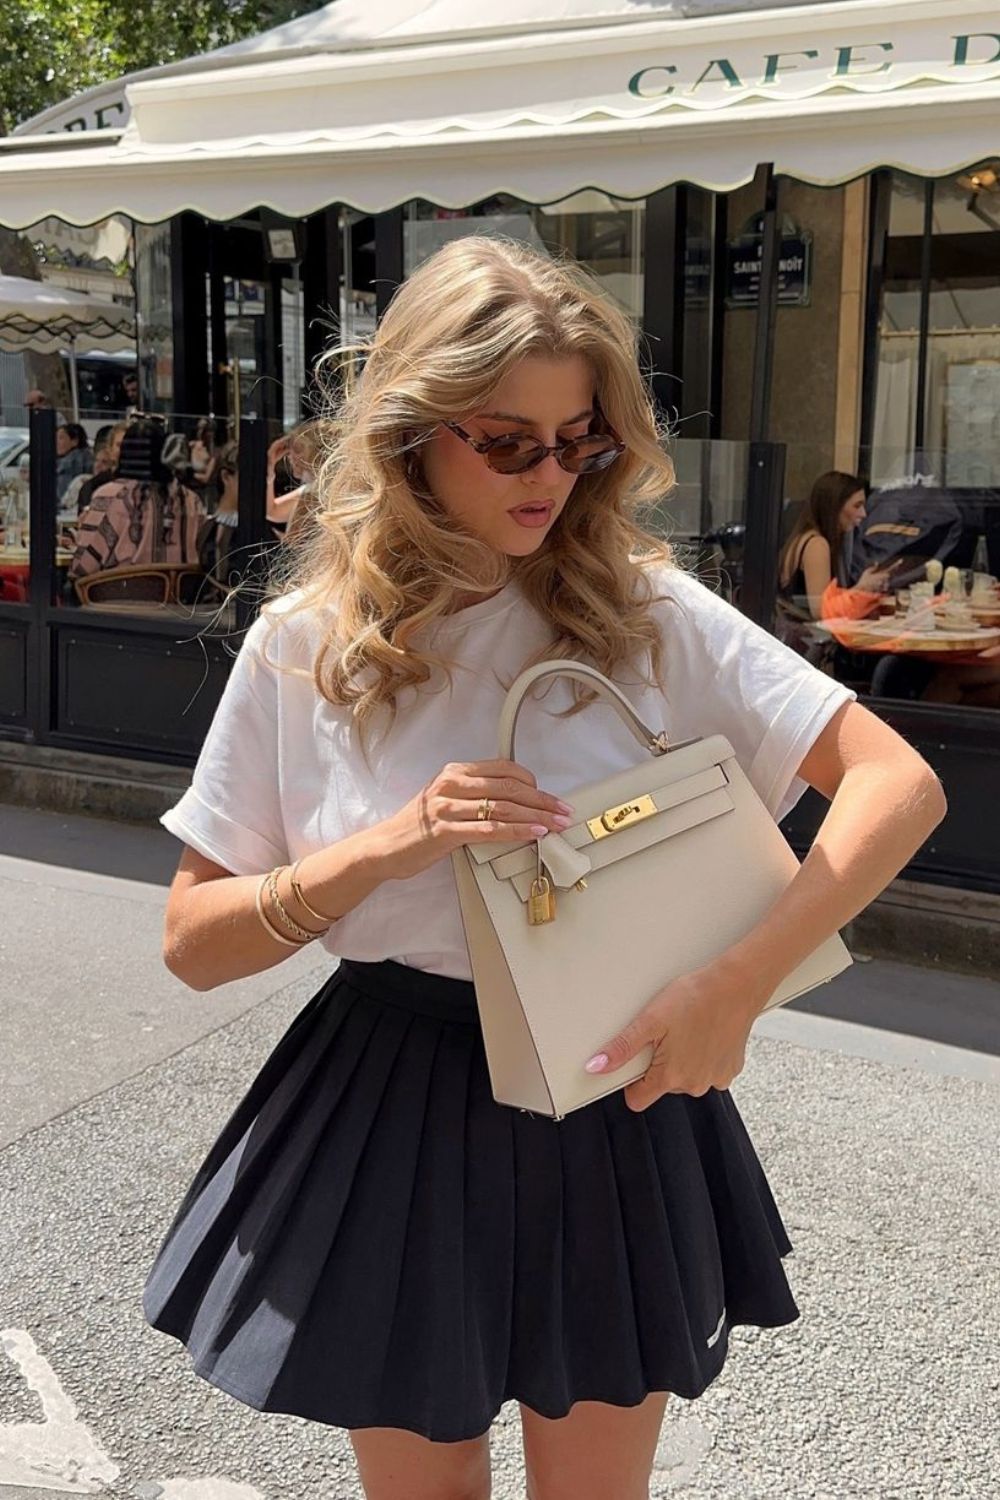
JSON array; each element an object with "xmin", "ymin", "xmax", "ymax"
[{"xmin": 0, "ymin": 803, "xmax": 998, "ymax": 1499}]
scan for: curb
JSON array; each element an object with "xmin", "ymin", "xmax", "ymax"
[{"xmin": 0, "ymin": 741, "xmax": 189, "ymax": 826}]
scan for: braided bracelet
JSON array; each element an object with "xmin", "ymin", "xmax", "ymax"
[
  {"xmin": 255, "ymin": 873, "xmax": 309, "ymax": 948},
  {"xmin": 289, "ymin": 858, "xmax": 341, "ymax": 926},
  {"xmin": 267, "ymin": 867, "xmax": 325, "ymax": 943}
]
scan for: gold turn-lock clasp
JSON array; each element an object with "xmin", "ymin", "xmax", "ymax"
[{"xmin": 586, "ymin": 793, "xmax": 657, "ymax": 841}]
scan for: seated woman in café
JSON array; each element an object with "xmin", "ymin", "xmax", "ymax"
[
  {"xmin": 69, "ymin": 418, "xmax": 206, "ymax": 587},
  {"xmin": 65, "ymin": 422, "xmax": 128, "ymax": 517},
  {"xmin": 779, "ymin": 471, "xmax": 1000, "ymax": 708},
  {"xmin": 55, "ymin": 423, "xmax": 92, "ymax": 503},
  {"xmin": 777, "ymin": 471, "xmax": 896, "ymax": 623}
]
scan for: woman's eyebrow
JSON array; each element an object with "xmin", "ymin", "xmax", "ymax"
[{"xmin": 478, "ymin": 408, "xmax": 594, "ymax": 427}]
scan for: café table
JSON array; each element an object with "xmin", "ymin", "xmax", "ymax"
[
  {"xmin": 0, "ymin": 545, "xmax": 76, "ymax": 603},
  {"xmin": 814, "ymin": 614, "xmax": 1000, "ymax": 661},
  {"xmin": 0, "ymin": 547, "xmax": 74, "ymax": 563}
]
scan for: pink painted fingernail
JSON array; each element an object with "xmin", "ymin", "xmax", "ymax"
[
  {"xmin": 555, "ymin": 800, "xmax": 575, "ymax": 816},
  {"xmin": 585, "ymin": 1053, "xmax": 609, "ymax": 1074},
  {"xmin": 530, "ymin": 824, "xmax": 549, "ymax": 837}
]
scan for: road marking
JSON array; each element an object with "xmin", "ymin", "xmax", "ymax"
[{"xmin": 0, "ymin": 1329, "xmax": 118, "ymax": 1494}]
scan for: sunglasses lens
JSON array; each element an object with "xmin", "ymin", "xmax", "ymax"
[
  {"xmin": 560, "ymin": 436, "xmax": 623, "ymax": 473},
  {"xmin": 484, "ymin": 436, "xmax": 545, "ymax": 474}
]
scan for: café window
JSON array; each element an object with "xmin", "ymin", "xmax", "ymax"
[
  {"xmin": 772, "ymin": 166, "xmax": 1000, "ymax": 714},
  {"xmin": 871, "ymin": 165, "xmax": 1000, "ymax": 487}
]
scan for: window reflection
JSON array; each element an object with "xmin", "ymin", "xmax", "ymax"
[{"xmin": 403, "ymin": 193, "xmax": 645, "ymax": 322}]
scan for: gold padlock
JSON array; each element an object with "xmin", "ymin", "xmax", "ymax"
[{"xmin": 528, "ymin": 874, "xmax": 556, "ymax": 925}]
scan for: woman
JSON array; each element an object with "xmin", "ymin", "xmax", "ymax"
[
  {"xmin": 197, "ymin": 439, "xmax": 240, "ymax": 586},
  {"xmin": 67, "ymin": 422, "xmax": 127, "ymax": 516},
  {"xmin": 263, "ymin": 418, "xmax": 327, "ymax": 541},
  {"xmin": 143, "ymin": 238, "xmax": 944, "ymax": 1500},
  {"xmin": 275, "ymin": 418, "xmax": 328, "ymax": 544},
  {"xmin": 55, "ymin": 422, "xmax": 92, "ymax": 503},
  {"xmin": 69, "ymin": 417, "xmax": 205, "ymax": 583},
  {"xmin": 190, "ymin": 417, "xmax": 222, "ymax": 489},
  {"xmin": 778, "ymin": 471, "xmax": 894, "ymax": 624}
]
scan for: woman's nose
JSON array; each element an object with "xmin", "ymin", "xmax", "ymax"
[{"xmin": 524, "ymin": 450, "xmax": 564, "ymax": 484}]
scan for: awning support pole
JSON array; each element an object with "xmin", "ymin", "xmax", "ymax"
[
  {"xmin": 67, "ymin": 336, "xmax": 80, "ymax": 424},
  {"xmin": 913, "ymin": 178, "xmax": 934, "ymax": 470},
  {"xmin": 749, "ymin": 163, "xmax": 780, "ymax": 446}
]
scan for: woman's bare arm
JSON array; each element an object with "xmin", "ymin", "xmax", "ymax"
[
  {"xmin": 163, "ymin": 832, "xmax": 390, "ymax": 992},
  {"xmin": 801, "ymin": 534, "xmax": 833, "ymax": 618},
  {"xmin": 164, "ymin": 757, "xmax": 574, "ymax": 992},
  {"xmin": 721, "ymin": 700, "xmax": 946, "ymax": 992}
]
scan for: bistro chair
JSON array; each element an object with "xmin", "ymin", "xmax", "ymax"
[{"xmin": 74, "ymin": 562, "xmax": 209, "ymax": 610}]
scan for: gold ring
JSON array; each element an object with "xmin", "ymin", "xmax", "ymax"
[{"xmin": 477, "ymin": 797, "xmax": 494, "ymax": 822}]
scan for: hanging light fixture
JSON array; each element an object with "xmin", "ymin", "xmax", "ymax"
[{"xmin": 956, "ymin": 164, "xmax": 1000, "ymax": 230}]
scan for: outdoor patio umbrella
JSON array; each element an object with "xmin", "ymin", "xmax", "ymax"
[{"xmin": 0, "ymin": 274, "xmax": 135, "ymax": 420}]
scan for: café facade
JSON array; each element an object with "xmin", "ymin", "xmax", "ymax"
[{"xmin": 2, "ymin": 0, "xmax": 1000, "ymax": 909}]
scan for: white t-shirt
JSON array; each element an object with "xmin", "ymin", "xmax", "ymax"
[{"xmin": 161, "ymin": 566, "xmax": 855, "ymax": 980}]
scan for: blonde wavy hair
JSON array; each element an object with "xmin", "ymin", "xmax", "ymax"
[{"xmin": 271, "ymin": 235, "xmax": 677, "ymax": 736}]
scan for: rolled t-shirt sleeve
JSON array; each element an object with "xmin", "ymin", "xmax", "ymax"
[
  {"xmin": 658, "ymin": 569, "xmax": 856, "ymax": 823},
  {"xmin": 160, "ymin": 613, "xmax": 288, "ymax": 874}
]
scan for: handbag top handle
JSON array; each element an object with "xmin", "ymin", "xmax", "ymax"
[{"xmin": 499, "ymin": 660, "xmax": 670, "ymax": 763}]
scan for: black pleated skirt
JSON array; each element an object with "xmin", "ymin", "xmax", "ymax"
[{"xmin": 142, "ymin": 958, "xmax": 799, "ymax": 1443}]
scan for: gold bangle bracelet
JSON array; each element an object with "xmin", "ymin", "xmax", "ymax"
[
  {"xmin": 267, "ymin": 867, "xmax": 325, "ymax": 943},
  {"xmin": 289, "ymin": 858, "xmax": 341, "ymax": 926},
  {"xmin": 255, "ymin": 873, "xmax": 308, "ymax": 948}
]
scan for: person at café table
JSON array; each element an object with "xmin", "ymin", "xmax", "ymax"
[
  {"xmin": 777, "ymin": 471, "xmax": 895, "ymax": 626},
  {"xmin": 69, "ymin": 417, "xmax": 206, "ymax": 586},
  {"xmin": 779, "ymin": 473, "xmax": 1000, "ymax": 708},
  {"xmin": 55, "ymin": 423, "xmax": 93, "ymax": 503},
  {"xmin": 63, "ymin": 423, "xmax": 127, "ymax": 517}
]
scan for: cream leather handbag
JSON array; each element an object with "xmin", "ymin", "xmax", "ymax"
[{"xmin": 452, "ymin": 659, "xmax": 852, "ymax": 1119}]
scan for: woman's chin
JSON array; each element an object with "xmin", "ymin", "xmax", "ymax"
[{"xmin": 498, "ymin": 539, "xmax": 549, "ymax": 558}]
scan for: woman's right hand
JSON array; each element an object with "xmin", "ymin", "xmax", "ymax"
[
  {"xmin": 371, "ymin": 759, "xmax": 576, "ymax": 882},
  {"xmin": 855, "ymin": 564, "xmax": 893, "ymax": 594}
]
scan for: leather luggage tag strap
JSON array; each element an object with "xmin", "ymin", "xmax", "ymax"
[{"xmin": 527, "ymin": 832, "xmax": 591, "ymax": 889}]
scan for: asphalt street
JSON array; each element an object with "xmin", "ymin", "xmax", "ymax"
[{"xmin": 1, "ymin": 803, "xmax": 998, "ymax": 1500}]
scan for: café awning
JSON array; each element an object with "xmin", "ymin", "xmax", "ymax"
[{"xmin": 2, "ymin": 0, "xmax": 1000, "ymax": 226}]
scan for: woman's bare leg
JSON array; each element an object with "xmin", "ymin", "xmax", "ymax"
[
  {"xmin": 349, "ymin": 1425, "xmax": 491, "ymax": 1500},
  {"xmin": 520, "ymin": 1392, "xmax": 669, "ymax": 1500}
]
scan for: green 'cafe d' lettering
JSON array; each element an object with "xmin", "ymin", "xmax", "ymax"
[{"xmin": 628, "ymin": 31, "xmax": 1000, "ymax": 98}]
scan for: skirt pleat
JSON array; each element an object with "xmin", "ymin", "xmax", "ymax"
[{"xmin": 143, "ymin": 959, "xmax": 800, "ymax": 1443}]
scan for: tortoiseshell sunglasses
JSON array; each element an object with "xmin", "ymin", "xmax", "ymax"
[{"xmin": 443, "ymin": 418, "xmax": 624, "ymax": 475}]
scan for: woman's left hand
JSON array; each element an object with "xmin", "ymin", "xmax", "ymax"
[{"xmin": 584, "ymin": 959, "xmax": 771, "ymax": 1111}]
